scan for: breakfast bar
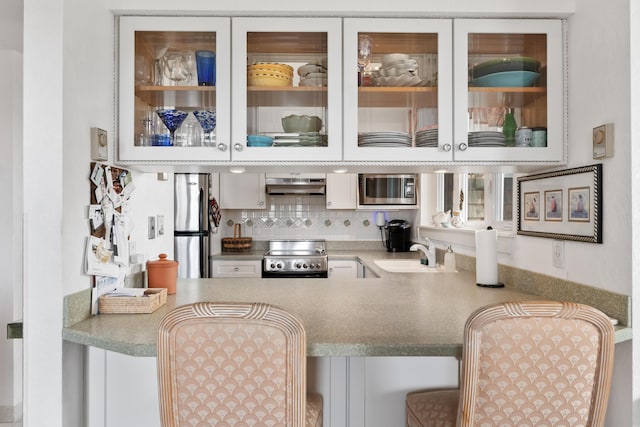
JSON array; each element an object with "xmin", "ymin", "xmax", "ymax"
[{"xmin": 62, "ymin": 252, "xmax": 631, "ymax": 427}]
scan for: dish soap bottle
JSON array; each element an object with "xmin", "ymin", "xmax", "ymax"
[
  {"xmin": 503, "ymin": 108, "xmax": 517, "ymax": 147},
  {"xmin": 444, "ymin": 245, "xmax": 456, "ymax": 272}
]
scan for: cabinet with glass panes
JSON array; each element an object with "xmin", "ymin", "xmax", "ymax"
[
  {"xmin": 344, "ymin": 18, "xmax": 564, "ymax": 165},
  {"xmin": 118, "ymin": 16, "xmax": 231, "ymax": 164},
  {"xmin": 230, "ymin": 17, "xmax": 343, "ymax": 162}
]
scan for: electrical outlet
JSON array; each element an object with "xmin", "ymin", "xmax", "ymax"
[
  {"xmin": 148, "ymin": 216, "xmax": 156, "ymax": 240},
  {"xmin": 157, "ymin": 214, "xmax": 164, "ymax": 236},
  {"xmin": 552, "ymin": 240, "xmax": 564, "ymax": 268}
]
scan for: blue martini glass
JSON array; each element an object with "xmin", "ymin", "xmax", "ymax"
[
  {"xmin": 156, "ymin": 109, "xmax": 189, "ymax": 146},
  {"xmin": 192, "ymin": 110, "xmax": 217, "ymax": 146}
]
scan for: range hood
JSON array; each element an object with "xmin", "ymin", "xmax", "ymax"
[{"xmin": 265, "ymin": 173, "xmax": 326, "ymax": 195}]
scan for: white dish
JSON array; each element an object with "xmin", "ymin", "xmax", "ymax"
[
  {"xmin": 297, "ymin": 63, "xmax": 327, "ymax": 77},
  {"xmin": 374, "ymin": 75, "xmax": 425, "ymax": 87},
  {"xmin": 381, "ymin": 53, "xmax": 410, "ymax": 66}
]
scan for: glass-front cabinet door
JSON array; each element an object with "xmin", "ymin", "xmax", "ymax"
[
  {"xmin": 118, "ymin": 17, "xmax": 231, "ymax": 162},
  {"xmin": 453, "ymin": 19, "xmax": 564, "ymax": 162},
  {"xmin": 343, "ymin": 19, "xmax": 453, "ymax": 162},
  {"xmin": 231, "ymin": 18, "xmax": 342, "ymax": 161}
]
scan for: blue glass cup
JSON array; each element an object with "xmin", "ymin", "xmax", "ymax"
[{"xmin": 195, "ymin": 50, "xmax": 216, "ymax": 86}]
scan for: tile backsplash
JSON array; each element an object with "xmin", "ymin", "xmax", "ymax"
[{"xmin": 221, "ymin": 195, "xmax": 417, "ymax": 241}]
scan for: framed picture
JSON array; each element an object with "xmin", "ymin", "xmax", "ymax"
[
  {"xmin": 517, "ymin": 164, "xmax": 602, "ymax": 243},
  {"xmin": 544, "ymin": 190, "xmax": 563, "ymax": 221},
  {"xmin": 569, "ymin": 187, "xmax": 590, "ymax": 222},
  {"xmin": 523, "ymin": 192, "xmax": 540, "ymax": 220}
]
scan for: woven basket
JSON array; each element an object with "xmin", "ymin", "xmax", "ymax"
[
  {"xmin": 222, "ymin": 224, "xmax": 252, "ymax": 252},
  {"xmin": 98, "ymin": 288, "xmax": 167, "ymax": 314}
]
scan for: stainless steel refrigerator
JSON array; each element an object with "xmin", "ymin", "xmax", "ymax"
[{"xmin": 174, "ymin": 173, "xmax": 211, "ymax": 278}]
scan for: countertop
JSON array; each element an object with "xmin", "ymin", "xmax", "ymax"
[{"xmin": 62, "ymin": 250, "xmax": 632, "ymax": 358}]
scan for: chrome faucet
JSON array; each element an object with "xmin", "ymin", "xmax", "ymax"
[{"xmin": 410, "ymin": 239, "xmax": 437, "ymax": 268}]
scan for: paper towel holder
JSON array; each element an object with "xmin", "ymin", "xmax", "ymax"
[{"xmin": 476, "ymin": 226, "xmax": 505, "ymax": 288}]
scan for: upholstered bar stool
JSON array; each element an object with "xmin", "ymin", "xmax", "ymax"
[
  {"xmin": 406, "ymin": 301, "xmax": 615, "ymax": 427},
  {"xmin": 157, "ymin": 302, "xmax": 322, "ymax": 427}
]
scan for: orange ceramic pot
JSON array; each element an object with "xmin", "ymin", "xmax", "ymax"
[{"xmin": 147, "ymin": 253, "xmax": 178, "ymax": 294}]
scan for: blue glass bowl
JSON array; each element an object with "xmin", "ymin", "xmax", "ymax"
[{"xmin": 192, "ymin": 110, "xmax": 217, "ymax": 133}]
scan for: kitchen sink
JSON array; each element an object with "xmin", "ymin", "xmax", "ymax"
[{"xmin": 373, "ymin": 259, "xmax": 454, "ymax": 273}]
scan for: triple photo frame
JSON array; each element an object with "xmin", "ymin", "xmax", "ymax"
[{"xmin": 517, "ymin": 164, "xmax": 602, "ymax": 243}]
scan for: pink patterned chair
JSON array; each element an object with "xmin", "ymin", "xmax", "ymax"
[
  {"xmin": 406, "ymin": 301, "xmax": 615, "ymax": 427},
  {"xmin": 157, "ymin": 302, "xmax": 323, "ymax": 427}
]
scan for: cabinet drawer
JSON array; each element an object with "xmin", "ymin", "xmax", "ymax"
[{"xmin": 210, "ymin": 260, "xmax": 261, "ymax": 277}]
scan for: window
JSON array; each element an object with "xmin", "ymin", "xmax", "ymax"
[{"xmin": 437, "ymin": 172, "xmax": 513, "ymax": 229}]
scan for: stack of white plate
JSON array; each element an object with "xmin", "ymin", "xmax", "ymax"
[
  {"xmin": 262, "ymin": 132, "xmax": 328, "ymax": 147},
  {"xmin": 467, "ymin": 131, "xmax": 506, "ymax": 147},
  {"xmin": 415, "ymin": 129, "xmax": 438, "ymax": 147},
  {"xmin": 358, "ymin": 131, "xmax": 411, "ymax": 147},
  {"xmin": 298, "ymin": 63, "xmax": 328, "ymax": 87}
]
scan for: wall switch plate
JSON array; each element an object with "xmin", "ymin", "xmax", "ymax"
[
  {"xmin": 90, "ymin": 127, "xmax": 108, "ymax": 161},
  {"xmin": 552, "ymin": 240, "xmax": 564, "ymax": 268},
  {"xmin": 148, "ymin": 216, "xmax": 156, "ymax": 240}
]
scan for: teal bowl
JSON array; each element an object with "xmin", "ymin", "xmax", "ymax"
[
  {"xmin": 469, "ymin": 71, "xmax": 540, "ymax": 88},
  {"xmin": 247, "ymin": 135, "xmax": 274, "ymax": 147}
]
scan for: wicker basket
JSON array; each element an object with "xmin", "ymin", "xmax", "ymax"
[
  {"xmin": 222, "ymin": 223, "xmax": 252, "ymax": 252},
  {"xmin": 98, "ymin": 288, "xmax": 167, "ymax": 314}
]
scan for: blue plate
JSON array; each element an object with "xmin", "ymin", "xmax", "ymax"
[
  {"xmin": 247, "ymin": 135, "xmax": 274, "ymax": 147},
  {"xmin": 469, "ymin": 71, "xmax": 540, "ymax": 88}
]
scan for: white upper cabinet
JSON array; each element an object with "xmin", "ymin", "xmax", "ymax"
[
  {"xmin": 230, "ymin": 17, "xmax": 343, "ymax": 161},
  {"xmin": 118, "ymin": 17, "xmax": 231, "ymax": 163},
  {"xmin": 343, "ymin": 18, "xmax": 454, "ymax": 162},
  {"xmin": 116, "ymin": 16, "xmax": 565, "ymax": 167},
  {"xmin": 452, "ymin": 19, "xmax": 564, "ymax": 163}
]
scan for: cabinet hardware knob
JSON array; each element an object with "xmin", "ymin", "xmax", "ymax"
[
  {"xmin": 217, "ymin": 143, "xmax": 228, "ymax": 152},
  {"xmin": 233, "ymin": 143, "xmax": 244, "ymax": 152},
  {"xmin": 458, "ymin": 142, "xmax": 468, "ymax": 151},
  {"xmin": 442, "ymin": 143, "xmax": 452, "ymax": 152},
  {"xmin": 234, "ymin": 267, "xmax": 239, "ymax": 272},
  {"xmin": 259, "ymin": 201, "xmax": 264, "ymax": 206}
]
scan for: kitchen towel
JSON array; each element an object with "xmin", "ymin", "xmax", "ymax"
[{"xmin": 475, "ymin": 228, "xmax": 503, "ymax": 287}]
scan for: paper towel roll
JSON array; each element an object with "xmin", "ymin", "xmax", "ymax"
[{"xmin": 475, "ymin": 228, "xmax": 500, "ymax": 287}]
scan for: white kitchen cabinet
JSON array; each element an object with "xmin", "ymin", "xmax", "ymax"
[
  {"xmin": 230, "ymin": 17, "xmax": 343, "ymax": 161},
  {"xmin": 343, "ymin": 18, "xmax": 454, "ymax": 162},
  {"xmin": 452, "ymin": 19, "xmax": 564, "ymax": 163},
  {"xmin": 343, "ymin": 18, "xmax": 565, "ymax": 165},
  {"xmin": 328, "ymin": 259, "xmax": 359, "ymax": 279},
  {"xmin": 219, "ymin": 173, "xmax": 266, "ymax": 209},
  {"xmin": 118, "ymin": 16, "xmax": 231, "ymax": 163},
  {"xmin": 210, "ymin": 259, "xmax": 262, "ymax": 278},
  {"xmin": 326, "ymin": 173, "xmax": 357, "ymax": 209}
]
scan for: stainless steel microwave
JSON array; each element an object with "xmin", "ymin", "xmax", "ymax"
[{"xmin": 358, "ymin": 174, "xmax": 417, "ymax": 206}]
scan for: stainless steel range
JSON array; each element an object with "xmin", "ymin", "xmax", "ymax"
[{"xmin": 262, "ymin": 239, "xmax": 328, "ymax": 278}]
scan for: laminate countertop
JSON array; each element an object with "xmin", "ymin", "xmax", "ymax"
[{"xmin": 62, "ymin": 251, "xmax": 632, "ymax": 357}]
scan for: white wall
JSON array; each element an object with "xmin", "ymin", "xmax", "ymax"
[{"xmin": 0, "ymin": 50, "xmax": 23, "ymax": 422}]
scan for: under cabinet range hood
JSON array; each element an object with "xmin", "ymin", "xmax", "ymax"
[{"xmin": 265, "ymin": 173, "xmax": 326, "ymax": 195}]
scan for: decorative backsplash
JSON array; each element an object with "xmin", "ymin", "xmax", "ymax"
[{"xmin": 221, "ymin": 195, "xmax": 416, "ymax": 241}]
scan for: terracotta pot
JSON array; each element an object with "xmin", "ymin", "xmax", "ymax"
[{"xmin": 146, "ymin": 253, "xmax": 178, "ymax": 294}]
